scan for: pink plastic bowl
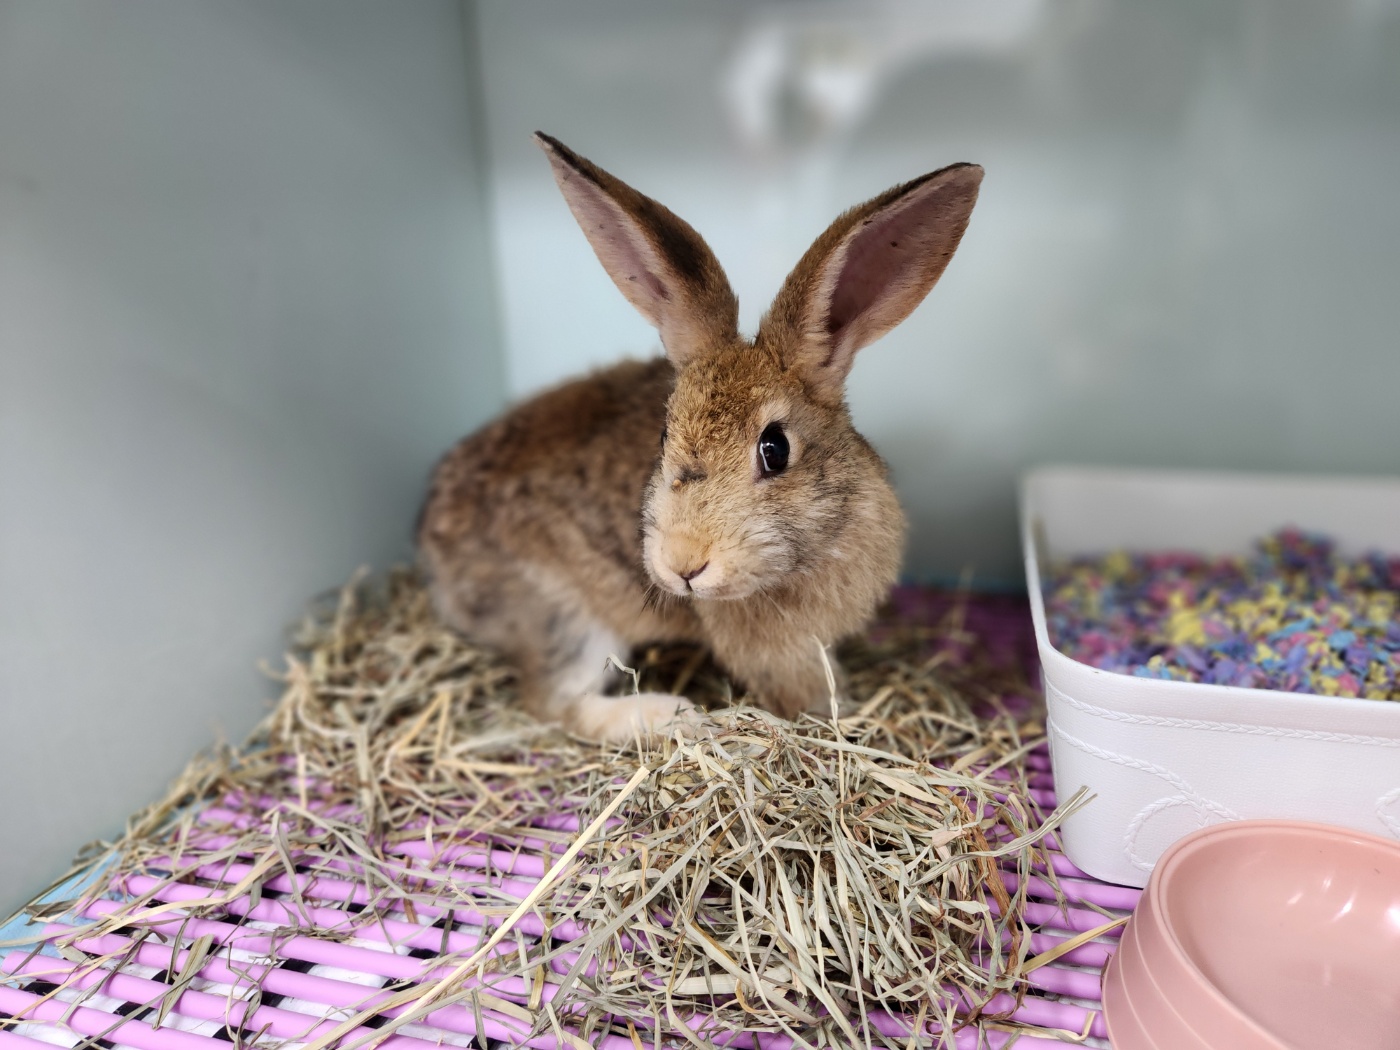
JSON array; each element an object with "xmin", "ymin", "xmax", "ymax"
[{"xmin": 1103, "ymin": 819, "xmax": 1400, "ymax": 1049}]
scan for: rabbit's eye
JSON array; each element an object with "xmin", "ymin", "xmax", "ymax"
[{"xmin": 758, "ymin": 422, "xmax": 789, "ymax": 478}]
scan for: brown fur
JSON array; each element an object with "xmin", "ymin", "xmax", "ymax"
[{"xmin": 418, "ymin": 135, "xmax": 982, "ymax": 742}]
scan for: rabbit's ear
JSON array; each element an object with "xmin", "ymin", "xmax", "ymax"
[
  {"xmin": 759, "ymin": 163, "xmax": 982, "ymax": 405},
  {"xmin": 536, "ymin": 133, "xmax": 738, "ymax": 368}
]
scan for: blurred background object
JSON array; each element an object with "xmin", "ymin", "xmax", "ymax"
[{"xmin": 3, "ymin": 0, "xmax": 1400, "ymax": 911}]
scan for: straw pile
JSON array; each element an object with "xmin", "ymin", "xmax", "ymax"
[{"xmin": 31, "ymin": 570, "xmax": 1081, "ymax": 1049}]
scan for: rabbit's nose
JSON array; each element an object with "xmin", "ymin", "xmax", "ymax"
[
  {"xmin": 679, "ymin": 561, "xmax": 709, "ymax": 583},
  {"xmin": 660, "ymin": 532, "xmax": 711, "ymax": 587}
]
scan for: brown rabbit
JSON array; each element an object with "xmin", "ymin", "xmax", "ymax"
[{"xmin": 418, "ymin": 133, "xmax": 982, "ymax": 743}]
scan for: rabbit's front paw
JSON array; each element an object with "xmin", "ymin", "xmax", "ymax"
[{"xmin": 574, "ymin": 692, "xmax": 709, "ymax": 744}]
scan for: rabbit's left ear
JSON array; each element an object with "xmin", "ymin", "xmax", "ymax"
[
  {"xmin": 536, "ymin": 133, "xmax": 739, "ymax": 368},
  {"xmin": 759, "ymin": 163, "xmax": 983, "ymax": 406}
]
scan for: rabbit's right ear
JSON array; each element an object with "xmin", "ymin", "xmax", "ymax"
[
  {"xmin": 536, "ymin": 133, "xmax": 739, "ymax": 368},
  {"xmin": 758, "ymin": 163, "xmax": 982, "ymax": 407}
]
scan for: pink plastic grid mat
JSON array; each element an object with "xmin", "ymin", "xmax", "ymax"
[{"xmin": 0, "ymin": 593, "xmax": 1139, "ymax": 1050}]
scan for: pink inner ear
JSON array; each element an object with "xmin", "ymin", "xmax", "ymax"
[
  {"xmin": 594, "ymin": 217, "xmax": 671, "ymax": 304},
  {"xmin": 826, "ymin": 203, "xmax": 928, "ymax": 344},
  {"xmin": 562, "ymin": 174, "xmax": 672, "ymax": 312}
]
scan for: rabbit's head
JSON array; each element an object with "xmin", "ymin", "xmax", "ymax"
[{"xmin": 536, "ymin": 133, "xmax": 981, "ymax": 602}]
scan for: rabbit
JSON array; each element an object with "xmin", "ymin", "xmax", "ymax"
[{"xmin": 418, "ymin": 132, "xmax": 982, "ymax": 744}]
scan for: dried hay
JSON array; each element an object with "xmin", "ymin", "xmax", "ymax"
[{"xmin": 19, "ymin": 570, "xmax": 1083, "ymax": 1049}]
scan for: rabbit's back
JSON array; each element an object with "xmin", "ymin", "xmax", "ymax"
[{"xmin": 419, "ymin": 356, "xmax": 699, "ymax": 651}]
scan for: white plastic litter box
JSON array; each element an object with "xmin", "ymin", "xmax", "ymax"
[{"xmin": 1021, "ymin": 465, "xmax": 1400, "ymax": 888}]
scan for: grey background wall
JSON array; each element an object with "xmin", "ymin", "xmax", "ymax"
[
  {"xmin": 0, "ymin": 1, "xmax": 504, "ymax": 912},
  {"xmin": 3, "ymin": 0, "xmax": 1400, "ymax": 914},
  {"xmin": 475, "ymin": 0, "xmax": 1400, "ymax": 584}
]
